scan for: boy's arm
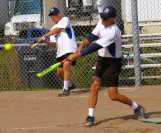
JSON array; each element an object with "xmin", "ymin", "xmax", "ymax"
[
  {"xmin": 39, "ymin": 17, "xmax": 69, "ymax": 42},
  {"xmin": 77, "ymin": 39, "xmax": 90, "ymax": 53},
  {"xmin": 77, "ymin": 22, "xmax": 101, "ymax": 52},
  {"xmin": 66, "ymin": 31, "xmax": 115, "ymax": 62},
  {"xmin": 77, "ymin": 33, "xmax": 99, "ymax": 53},
  {"xmin": 38, "ymin": 28, "xmax": 62, "ymax": 43},
  {"xmin": 46, "ymin": 28, "xmax": 62, "ymax": 37},
  {"xmin": 45, "ymin": 17, "xmax": 69, "ymax": 37},
  {"xmin": 67, "ymin": 42, "xmax": 103, "ymax": 62}
]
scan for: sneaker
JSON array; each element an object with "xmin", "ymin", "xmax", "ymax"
[
  {"xmin": 58, "ymin": 89, "xmax": 70, "ymax": 97},
  {"xmin": 86, "ymin": 116, "xmax": 95, "ymax": 127},
  {"xmin": 134, "ymin": 105, "xmax": 146, "ymax": 119},
  {"xmin": 69, "ymin": 83, "xmax": 76, "ymax": 90}
]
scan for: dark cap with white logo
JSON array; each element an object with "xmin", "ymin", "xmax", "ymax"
[
  {"xmin": 100, "ymin": 6, "xmax": 117, "ymax": 19},
  {"xmin": 48, "ymin": 7, "xmax": 60, "ymax": 16}
]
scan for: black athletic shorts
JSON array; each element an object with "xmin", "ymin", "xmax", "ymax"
[
  {"xmin": 56, "ymin": 53, "xmax": 76, "ymax": 66},
  {"xmin": 94, "ymin": 56, "xmax": 122, "ymax": 87}
]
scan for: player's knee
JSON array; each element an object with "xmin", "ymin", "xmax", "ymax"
[
  {"xmin": 63, "ymin": 61, "xmax": 71, "ymax": 69},
  {"xmin": 56, "ymin": 69, "xmax": 62, "ymax": 76},
  {"xmin": 90, "ymin": 79, "xmax": 101, "ymax": 93},
  {"xmin": 92, "ymin": 76, "xmax": 101, "ymax": 84},
  {"xmin": 90, "ymin": 86, "xmax": 99, "ymax": 94},
  {"xmin": 108, "ymin": 93, "xmax": 118, "ymax": 101},
  {"xmin": 92, "ymin": 78, "xmax": 101, "ymax": 87}
]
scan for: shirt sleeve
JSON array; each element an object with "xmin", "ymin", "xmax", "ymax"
[
  {"xmin": 96, "ymin": 33, "xmax": 115, "ymax": 47},
  {"xmin": 86, "ymin": 33, "xmax": 99, "ymax": 43},
  {"xmin": 55, "ymin": 17, "xmax": 70, "ymax": 29},
  {"xmin": 80, "ymin": 43, "xmax": 103, "ymax": 56}
]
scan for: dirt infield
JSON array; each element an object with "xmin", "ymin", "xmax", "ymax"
[{"xmin": 0, "ymin": 86, "xmax": 161, "ymax": 133}]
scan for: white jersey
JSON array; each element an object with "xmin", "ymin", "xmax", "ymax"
[
  {"xmin": 92, "ymin": 21, "xmax": 122, "ymax": 58},
  {"xmin": 50, "ymin": 17, "xmax": 77, "ymax": 58}
]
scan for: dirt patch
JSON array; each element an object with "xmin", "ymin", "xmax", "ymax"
[{"xmin": 0, "ymin": 86, "xmax": 161, "ymax": 133}]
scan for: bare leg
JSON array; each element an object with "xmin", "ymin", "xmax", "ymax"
[
  {"xmin": 56, "ymin": 67, "xmax": 64, "ymax": 79},
  {"xmin": 63, "ymin": 61, "xmax": 71, "ymax": 82},
  {"xmin": 86, "ymin": 77, "xmax": 101, "ymax": 126},
  {"xmin": 108, "ymin": 87, "xmax": 133, "ymax": 106},
  {"xmin": 57, "ymin": 61, "xmax": 72, "ymax": 97},
  {"xmin": 88, "ymin": 77, "xmax": 101, "ymax": 108},
  {"xmin": 108, "ymin": 87, "xmax": 146, "ymax": 118}
]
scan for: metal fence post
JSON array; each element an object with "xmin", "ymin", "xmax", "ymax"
[{"xmin": 131, "ymin": 0, "xmax": 141, "ymax": 86}]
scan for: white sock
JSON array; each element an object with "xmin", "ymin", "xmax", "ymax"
[
  {"xmin": 131, "ymin": 102, "xmax": 139, "ymax": 110},
  {"xmin": 63, "ymin": 80, "xmax": 69, "ymax": 90},
  {"xmin": 88, "ymin": 108, "xmax": 95, "ymax": 117}
]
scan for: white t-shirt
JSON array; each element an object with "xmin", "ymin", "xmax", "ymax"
[
  {"xmin": 50, "ymin": 17, "xmax": 77, "ymax": 58},
  {"xmin": 92, "ymin": 21, "xmax": 122, "ymax": 58}
]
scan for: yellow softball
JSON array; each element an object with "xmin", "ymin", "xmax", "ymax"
[{"xmin": 4, "ymin": 43, "xmax": 13, "ymax": 51}]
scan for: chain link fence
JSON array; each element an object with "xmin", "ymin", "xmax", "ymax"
[
  {"xmin": 138, "ymin": 0, "xmax": 161, "ymax": 86},
  {"xmin": 0, "ymin": 0, "xmax": 161, "ymax": 90}
]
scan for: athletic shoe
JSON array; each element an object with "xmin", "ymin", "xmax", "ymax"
[
  {"xmin": 86, "ymin": 116, "xmax": 95, "ymax": 127},
  {"xmin": 69, "ymin": 83, "xmax": 76, "ymax": 90},
  {"xmin": 134, "ymin": 105, "xmax": 146, "ymax": 119},
  {"xmin": 58, "ymin": 89, "xmax": 70, "ymax": 97}
]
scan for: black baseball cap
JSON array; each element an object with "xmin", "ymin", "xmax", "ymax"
[
  {"xmin": 48, "ymin": 7, "xmax": 60, "ymax": 16},
  {"xmin": 100, "ymin": 6, "xmax": 117, "ymax": 19}
]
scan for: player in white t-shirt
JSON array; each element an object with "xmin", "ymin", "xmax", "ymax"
[
  {"xmin": 63, "ymin": 5, "xmax": 146, "ymax": 126},
  {"xmin": 39, "ymin": 7, "xmax": 77, "ymax": 97}
]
